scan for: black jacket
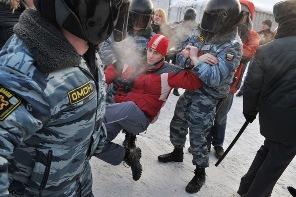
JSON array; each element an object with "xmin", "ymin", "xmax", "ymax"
[{"xmin": 243, "ymin": 36, "xmax": 296, "ymax": 146}]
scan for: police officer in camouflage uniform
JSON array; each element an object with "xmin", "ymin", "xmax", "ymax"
[
  {"xmin": 158, "ymin": 0, "xmax": 243, "ymax": 194},
  {"xmin": 98, "ymin": 0, "xmax": 154, "ymax": 68},
  {"xmin": 0, "ymin": 0, "xmax": 129, "ymax": 196},
  {"xmin": 98, "ymin": 0, "xmax": 154, "ymax": 104}
]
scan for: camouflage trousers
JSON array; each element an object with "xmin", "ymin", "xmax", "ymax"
[{"xmin": 170, "ymin": 90, "xmax": 219, "ymax": 168}]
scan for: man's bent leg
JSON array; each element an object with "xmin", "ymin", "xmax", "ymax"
[
  {"xmin": 104, "ymin": 101, "xmax": 150, "ymax": 141},
  {"xmin": 244, "ymin": 139, "xmax": 296, "ymax": 197},
  {"xmin": 95, "ymin": 142, "xmax": 125, "ymax": 165},
  {"xmin": 237, "ymin": 144, "xmax": 269, "ymax": 195}
]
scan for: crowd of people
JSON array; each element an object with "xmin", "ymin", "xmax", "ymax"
[{"xmin": 0, "ymin": 0, "xmax": 295, "ymax": 196}]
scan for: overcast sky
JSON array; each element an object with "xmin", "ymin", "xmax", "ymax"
[
  {"xmin": 255, "ymin": 0, "xmax": 282, "ymax": 12},
  {"xmin": 171, "ymin": 0, "xmax": 284, "ymax": 12}
]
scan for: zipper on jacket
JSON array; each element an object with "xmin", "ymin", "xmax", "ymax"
[
  {"xmin": 78, "ymin": 66, "xmax": 100, "ymax": 158},
  {"xmin": 38, "ymin": 150, "xmax": 53, "ymax": 197}
]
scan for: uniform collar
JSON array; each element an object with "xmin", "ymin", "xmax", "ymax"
[{"xmin": 14, "ymin": 9, "xmax": 81, "ymax": 73}]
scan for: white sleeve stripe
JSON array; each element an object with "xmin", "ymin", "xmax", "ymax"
[{"xmin": 159, "ymin": 73, "xmax": 171, "ymax": 101}]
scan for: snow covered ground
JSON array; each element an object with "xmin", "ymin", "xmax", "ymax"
[{"xmin": 91, "ymin": 91, "xmax": 295, "ymax": 197}]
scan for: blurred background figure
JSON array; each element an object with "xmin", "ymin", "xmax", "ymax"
[
  {"xmin": 258, "ymin": 19, "xmax": 275, "ymax": 45},
  {"xmin": 151, "ymin": 8, "xmax": 171, "ymax": 37},
  {"xmin": 0, "ymin": 0, "xmax": 33, "ymax": 48}
]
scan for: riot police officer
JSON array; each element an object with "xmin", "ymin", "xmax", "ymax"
[
  {"xmin": 158, "ymin": 0, "xmax": 243, "ymax": 194},
  {"xmin": 0, "ymin": 0, "xmax": 129, "ymax": 195}
]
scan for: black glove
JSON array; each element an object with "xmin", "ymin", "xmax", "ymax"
[
  {"xmin": 243, "ymin": 113, "xmax": 256, "ymax": 123},
  {"xmin": 114, "ymin": 78, "xmax": 134, "ymax": 93},
  {"xmin": 184, "ymin": 57, "xmax": 193, "ymax": 69}
]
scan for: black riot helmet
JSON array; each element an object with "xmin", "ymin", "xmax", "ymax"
[
  {"xmin": 200, "ymin": 0, "xmax": 242, "ymax": 34},
  {"xmin": 128, "ymin": 0, "xmax": 153, "ymax": 30},
  {"xmin": 34, "ymin": 0, "xmax": 130, "ymax": 44},
  {"xmin": 184, "ymin": 8, "xmax": 197, "ymax": 21}
]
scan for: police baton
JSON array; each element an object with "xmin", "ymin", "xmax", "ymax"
[{"xmin": 215, "ymin": 121, "xmax": 249, "ymax": 167}]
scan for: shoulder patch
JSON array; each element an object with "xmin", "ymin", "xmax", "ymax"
[
  {"xmin": 0, "ymin": 86, "xmax": 21, "ymax": 121},
  {"xmin": 68, "ymin": 82, "xmax": 94, "ymax": 105},
  {"xmin": 197, "ymin": 35, "xmax": 205, "ymax": 43},
  {"xmin": 226, "ymin": 53, "xmax": 235, "ymax": 61}
]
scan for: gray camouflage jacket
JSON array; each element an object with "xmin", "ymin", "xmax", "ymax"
[
  {"xmin": 177, "ymin": 30, "xmax": 243, "ymax": 99},
  {"xmin": 0, "ymin": 10, "xmax": 106, "ymax": 196}
]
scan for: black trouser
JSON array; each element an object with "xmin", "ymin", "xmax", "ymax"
[{"xmin": 238, "ymin": 138, "xmax": 296, "ymax": 197}]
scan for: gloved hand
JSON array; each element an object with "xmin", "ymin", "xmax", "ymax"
[
  {"xmin": 114, "ymin": 78, "xmax": 134, "ymax": 93},
  {"xmin": 243, "ymin": 113, "xmax": 256, "ymax": 123},
  {"xmin": 184, "ymin": 57, "xmax": 193, "ymax": 69}
]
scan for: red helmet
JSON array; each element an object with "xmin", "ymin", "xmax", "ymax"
[{"xmin": 147, "ymin": 34, "xmax": 169, "ymax": 56}]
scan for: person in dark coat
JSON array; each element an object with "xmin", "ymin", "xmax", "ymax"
[{"xmin": 237, "ymin": 1, "xmax": 296, "ymax": 196}]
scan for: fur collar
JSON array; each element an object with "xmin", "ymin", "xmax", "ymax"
[{"xmin": 14, "ymin": 9, "xmax": 81, "ymax": 73}]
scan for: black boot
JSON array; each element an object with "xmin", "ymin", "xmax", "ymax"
[
  {"xmin": 158, "ymin": 147, "xmax": 183, "ymax": 163},
  {"xmin": 214, "ymin": 146, "xmax": 225, "ymax": 159},
  {"xmin": 123, "ymin": 132, "xmax": 142, "ymax": 181},
  {"xmin": 124, "ymin": 146, "xmax": 142, "ymax": 181},
  {"xmin": 185, "ymin": 167, "xmax": 206, "ymax": 194},
  {"xmin": 122, "ymin": 131, "xmax": 136, "ymax": 148}
]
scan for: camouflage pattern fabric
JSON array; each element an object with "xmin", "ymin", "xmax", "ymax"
[
  {"xmin": 170, "ymin": 31, "xmax": 242, "ymax": 168},
  {"xmin": 0, "ymin": 35, "xmax": 107, "ymax": 196},
  {"xmin": 170, "ymin": 91, "xmax": 218, "ymax": 167}
]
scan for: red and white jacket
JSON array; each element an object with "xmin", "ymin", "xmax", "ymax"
[{"xmin": 104, "ymin": 61, "xmax": 203, "ymax": 122}]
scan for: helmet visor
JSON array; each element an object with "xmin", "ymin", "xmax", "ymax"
[
  {"xmin": 128, "ymin": 11, "xmax": 151, "ymax": 29},
  {"xmin": 200, "ymin": 11, "xmax": 220, "ymax": 33}
]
